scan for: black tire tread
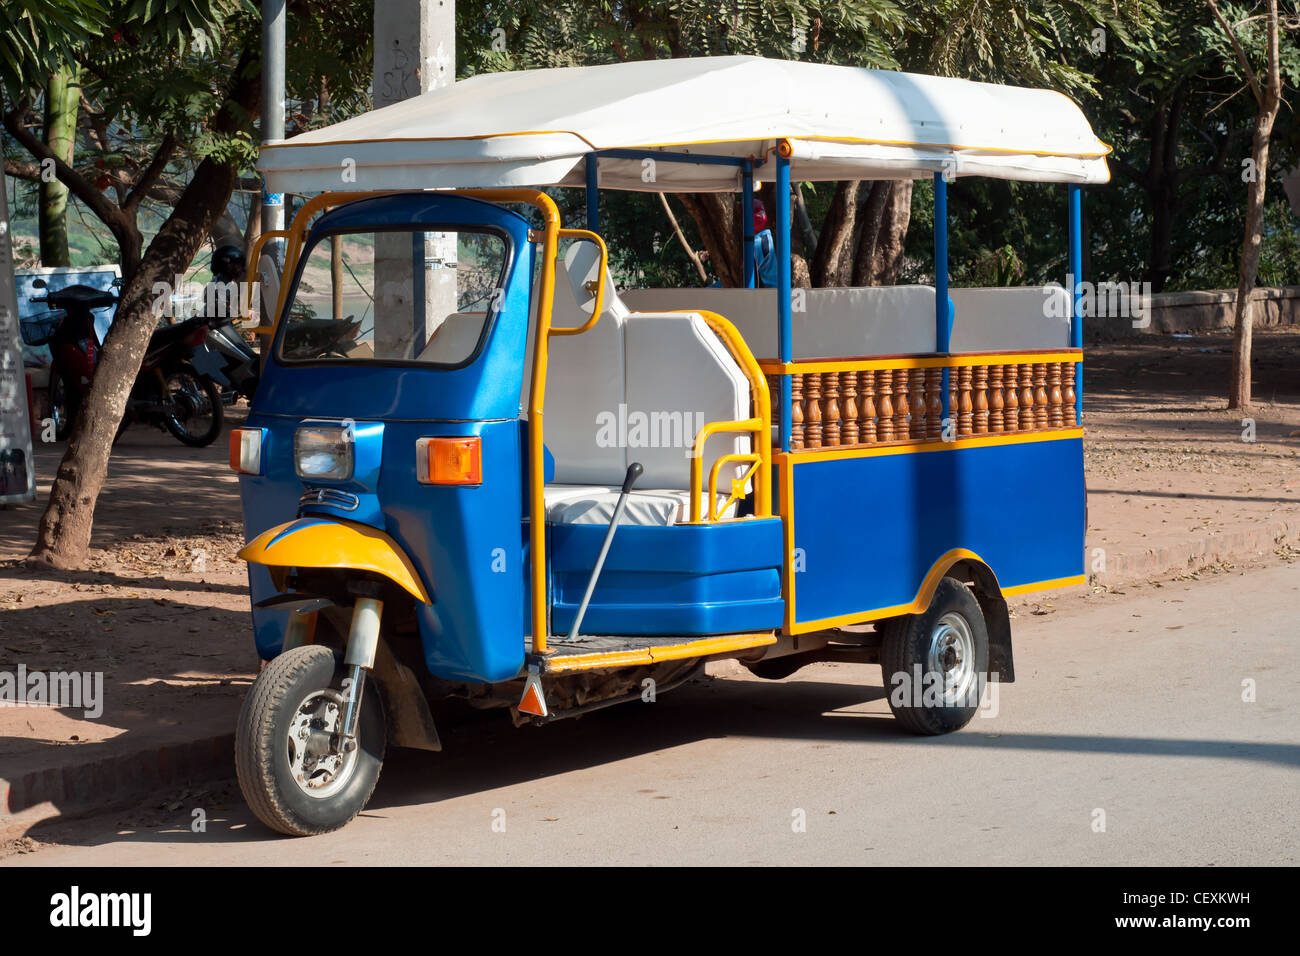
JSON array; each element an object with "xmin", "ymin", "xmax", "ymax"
[
  {"xmin": 164, "ymin": 365, "xmax": 224, "ymax": 447},
  {"xmin": 235, "ymin": 645, "xmax": 383, "ymax": 836},
  {"xmin": 880, "ymin": 577, "xmax": 988, "ymax": 736}
]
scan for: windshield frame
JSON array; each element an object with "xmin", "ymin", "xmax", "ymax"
[{"xmin": 272, "ymin": 222, "xmax": 515, "ymax": 372}]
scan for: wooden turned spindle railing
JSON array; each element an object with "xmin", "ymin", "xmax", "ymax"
[{"xmin": 765, "ymin": 350, "xmax": 1081, "ymax": 452}]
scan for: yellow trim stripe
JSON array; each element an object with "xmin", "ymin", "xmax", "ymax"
[
  {"xmin": 1001, "ymin": 575, "xmax": 1087, "ymax": 598},
  {"xmin": 761, "ymin": 351, "xmax": 1082, "ymax": 375},
  {"xmin": 261, "ymin": 132, "xmax": 1111, "ymax": 163},
  {"xmin": 779, "ymin": 428, "xmax": 1082, "ymax": 465},
  {"xmin": 787, "ymin": 549, "xmax": 1085, "ymax": 635},
  {"xmin": 779, "ymin": 458, "xmax": 796, "ymax": 633},
  {"xmin": 542, "ymin": 632, "xmax": 776, "ymax": 674}
]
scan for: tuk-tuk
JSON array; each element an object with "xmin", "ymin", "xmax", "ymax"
[{"xmin": 232, "ymin": 56, "xmax": 1108, "ymax": 834}]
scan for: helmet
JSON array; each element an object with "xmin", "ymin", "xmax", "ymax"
[
  {"xmin": 211, "ymin": 244, "xmax": 246, "ymax": 282},
  {"xmin": 752, "ymin": 199, "xmax": 770, "ymax": 234}
]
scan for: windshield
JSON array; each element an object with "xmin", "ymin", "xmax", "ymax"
[{"xmin": 277, "ymin": 228, "xmax": 509, "ymax": 365}]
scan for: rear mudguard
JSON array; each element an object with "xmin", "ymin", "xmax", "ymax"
[{"xmin": 239, "ymin": 517, "xmax": 431, "ymax": 603}]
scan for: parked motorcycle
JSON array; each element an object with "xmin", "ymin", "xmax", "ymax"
[
  {"xmin": 194, "ymin": 245, "xmax": 261, "ymax": 402},
  {"xmin": 198, "ymin": 315, "xmax": 261, "ymax": 402},
  {"xmin": 25, "ymin": 279, "xmax": 225, "ymax": 447}
]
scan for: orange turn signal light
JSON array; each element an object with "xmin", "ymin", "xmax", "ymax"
[
  {"xmin": 418, "ymin": 437, "xmax": 482, "ymax": 486},
  {"xmin": 229, "ymin": 428, "xmax": 264, "ymax": 475}
]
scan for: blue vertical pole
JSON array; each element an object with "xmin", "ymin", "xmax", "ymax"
[
  {"xmin": 585, "ymin": 154, "xmax": 599, "ymax": 231},
  {"xmin": 1068, "ymin": 183, "xmax": 1084, "ymax": 425},
  {"xmin": 934, "ymin": 171, "xmax": 951, "ymax": 420},
  {"xmin": 742, "ymin": 161, "xmax": 756, "ymax": 289},
  {"xmin": 776, "ymin": 153, "xmax": 793, "ymax": 453}
]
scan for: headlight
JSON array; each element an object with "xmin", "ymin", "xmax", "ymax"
[{"xmin": 295, "ymin": 425, "xmax": 353, "ymax": 480}]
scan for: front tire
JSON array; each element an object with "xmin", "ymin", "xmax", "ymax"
[
  {"xmin": 236, "ymin": 645, "xmax": 385, "ymax": 836},
  {"xmin": 880, "ymin": 577, "xmax": 990, "ymax": 735}
]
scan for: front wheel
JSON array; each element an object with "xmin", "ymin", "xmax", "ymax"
[
  {"xmin": 236, "ymin": 645, "xmax": 386, "ymax": 836},
  {"xmin": 162, "ymin": 364, "xmax": 224, "ymax": 447},
  {"xmin": 880, "ymin": 577, "xmax": 990, "ymax": 735}
]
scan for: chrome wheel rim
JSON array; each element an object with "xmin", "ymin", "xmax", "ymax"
[
  {"xmin": 286, "ymin": 689, "xmax": 357, "ymax": 799},
  {"xmin": 927, "ymin": 611, "xmax": 977, "ymax": 705}
]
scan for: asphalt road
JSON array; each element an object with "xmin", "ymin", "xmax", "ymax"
[{"xmin": 10, "ymin": 563, "xmax": 1299, "ymax": 866}]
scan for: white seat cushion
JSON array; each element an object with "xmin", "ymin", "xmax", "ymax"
[{"xmin": 544, "ymin": 484, "xmax": 737, "ymax": 526}]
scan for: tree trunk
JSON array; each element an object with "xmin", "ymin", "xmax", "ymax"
[
  {"xmin": 27, "ymin": 47, "xmax": 261, "ymax": 568},
  {"xmin": 1144, "ymin": 90, "xmax": 1185, "ymax": 294},
  {"xmin": 812, "ymin": 180, "xmax": 859, "ymax": 287},
  {"xmin": 1228, "ymin": 109, "xmax": 1276, "ymax": 409},
  {"xmin": 243, "ymin": 190, "xmax": 263, "ymax": 252},
  {"xmin": 792, "ymin": 186, "xmax": 818, "ymax": 261},
  {"xmin": 38, "ymin": 66, "xmax": 80, "ymax": 267},
  {"xmin": 1216, "ymin": 0, "xmax": 1282, "ymax": 410},
  {"xmin": 873, "ymin": 179, "xmax": 913, "ymax": 285},
  {"xmin": 852, "ymin": 180, "xmax": 913, "ymax": 286},
  {"xmin": 677, "ymin": 192, "xmax": 741, "ymax": 287}
]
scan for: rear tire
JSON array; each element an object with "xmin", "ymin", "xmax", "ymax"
[
  {"xmin": 236, "ymin": 645, "xmax": 385, "ymax": 836},
  {"xmin": 162, "ymin": 364, "xmax": 224, "ymax": 447},
  {"xmin": 880, "ymin": 577, "xmax": 989, "ymax": 735},
  {"xmin": 48, "ymin": 370, "xmax": 78, "ymax": 441}
]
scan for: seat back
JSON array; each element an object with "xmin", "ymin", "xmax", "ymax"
[
  {"xmin": 623, "ymin": 313, "xmax": 750, "ymax": 490},
  {"xmin": 620, "ymin": 285, "xmax": 938, "ymax": 357},
  {"xmin": 948, "ymin": 286, "xmax": 1073, "ymax": 350},
  {"xmin": 543, "ymin": 306, "xmax": 751, "ymax": 492}
]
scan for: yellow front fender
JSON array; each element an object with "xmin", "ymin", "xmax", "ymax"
[{"xmin": 239, "ymin": 517, "xmax": 431, "ymax": 604}]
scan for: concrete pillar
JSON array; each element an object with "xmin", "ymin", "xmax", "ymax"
[{"xmin": 373, "ymin": 0, "xmax": 457, "ymax": 360}]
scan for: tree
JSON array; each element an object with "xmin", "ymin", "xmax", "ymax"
[
  {"xmin": 37, "ymin": 64, "xmax": 80, "ymax": 265},
  {"xmin": 459, "ymin": 0, "xmax": 1158, "ymax": 289},
  {"xmin": 4, "ymin": 0, "xmax": 372, "ymax": 568},
  {"xmin": 1209, "ymin": 0, "xmax": 1292, "ymax": 409}
]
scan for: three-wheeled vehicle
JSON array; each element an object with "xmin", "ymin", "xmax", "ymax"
[{"xmin": 232, "ymin": 56, "xmax": 1108, "ymax": 834}]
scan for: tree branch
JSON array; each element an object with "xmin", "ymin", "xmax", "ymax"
[
  {"xmin": 2, "ymin": 104, "xmax": 128, "ymax": 233},
  {"xmin": 4, "ymin": 159, "xmax": 42, "ymax": 180},
  {"xmin": 1208, "ymin": 0, "xmax": 1264, "ymax": 105},
  {"xmin": 123, "ymin": 133, "xmax": 178, "ymax": 213}
]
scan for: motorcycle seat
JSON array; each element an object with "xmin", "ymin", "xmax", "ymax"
[
  {"xmin": 44, "ymin": 284, "xmax": 117, "ymax": 310},
  {"xmin": 148, "ymin": 316, "xmax": 208, "ymax": 349}
]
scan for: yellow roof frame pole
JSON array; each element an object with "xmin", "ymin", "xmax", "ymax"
[{"xmin": 461, "ymin": 189, "xmax": 562, "ymax": 657}]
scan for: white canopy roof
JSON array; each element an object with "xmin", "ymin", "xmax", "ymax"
[{"xmin": 259, "ymin": 56, "xmax": 1110, "ymax": 194}]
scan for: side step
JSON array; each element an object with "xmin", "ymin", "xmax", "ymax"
[{"xmin": 540, "ymin": 632, "xmax": 776, "ymax": 674}]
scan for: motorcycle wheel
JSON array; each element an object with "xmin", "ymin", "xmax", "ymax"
[
  {"xmin": 48, "ymin": 370, "xmax": 78, "ymax": 441},
  {"xmin": 162, "ymin": 364, "xmax": 224, "ymax": 447}
]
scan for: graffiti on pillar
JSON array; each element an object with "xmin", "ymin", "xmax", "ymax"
[{"xmin": 379, "ymin": 41, "xmax": 417, "ymax": 104}]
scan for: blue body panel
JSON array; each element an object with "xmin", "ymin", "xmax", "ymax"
[
  {"xmin": 788, "ymin": 436, "xmax": 1085, "ymax": 627},
  {"xmin": 240, "ymin": 194, "xmax": 534, "ymax": 682},
  {"xmin": 548, "ymin": 518, "xmax": 784, "ymax": 635},
  {"xmin": 235, "ymin": 191, "xmax": 1086, "ymax": 689}
]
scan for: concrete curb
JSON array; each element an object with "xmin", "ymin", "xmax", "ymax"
[
  {"xmin": 1, "ymin": 733, "xmax": 233, "ymax": 838},
  {"xmin": 1088, "ymin": 519, "xmax": 1296, "ymax": 586}
]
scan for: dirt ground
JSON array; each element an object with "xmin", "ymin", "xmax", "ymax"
[
  {"xmin": 1081, "ymin": 328, "xmax": 1300, "ymax": 569},
  {"xmin": 1, "ymin": 327, "xmax": 1297, "ymax": 838},
  {"xmin": 0, "ymin": 417, "xmax": 255, "ymax": 774}
]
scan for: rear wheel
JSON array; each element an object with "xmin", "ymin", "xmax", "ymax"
[
  {"xmin": 47, "ymin": 370, "xmax": 78, "ymax": 441},
  {"xmin": 162, "ymin": 364, "xmax": 223, "ymax": 446},
  {"xmin": 236, "ymin": 644, "xmax": 386, "ymax": 836},
  {"xmin": 880, "ymin": 577, "xmax": 989, "ymax": 735}
]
